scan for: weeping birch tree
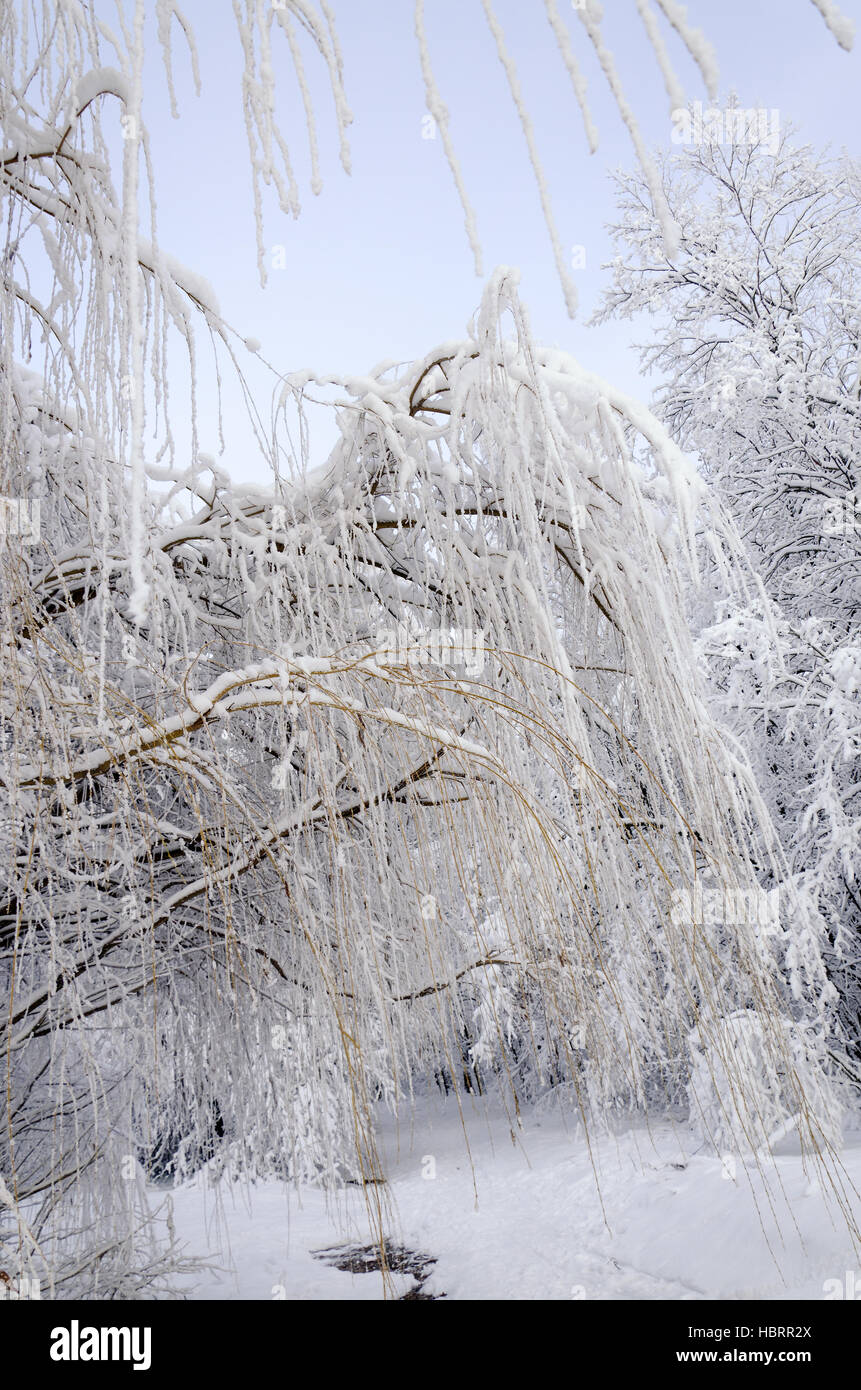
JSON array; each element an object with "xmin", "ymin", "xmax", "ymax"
[{"xmin": 0, "ymin": 0, "xmax": 857, "ymax": 1299}]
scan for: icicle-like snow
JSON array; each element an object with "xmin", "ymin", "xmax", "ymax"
[
  {"xmin": 653, "ymin": 0, "xmax": 720, "ymax": 97},
  {"xmin": 481, "ymin": 0, "xmax": 579, "ymax": 317},
  {"xmin": 574, "ymin": 2, "xmax": 681, "ymax": 259},
  {"xmin": 635, "ymin": 0, "xmax": 687, "ymax": 113},
  {"xmin": 808, "ymin": 0, "xmax": 856, "ymax": 49},
  {"xmin": 155, "ymin": 0, "xmax": 202, "ymax": 118},
  {"xmin": 276, "ymin": 8, "xmax": 323, "ymax": 196},
  {"xmin": 543, "ymin": 0, "xmax": 599, "ymax": 154},
  {"xmin": 415, "ymin": 0, "xmax": 484, "ymax": 276}
]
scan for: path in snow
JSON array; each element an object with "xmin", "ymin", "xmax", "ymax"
[{"xmin": 164, "ymin": 1097, "xmax": 861, "ymax": 1300}]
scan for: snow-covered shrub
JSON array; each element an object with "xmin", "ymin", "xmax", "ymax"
[{"xmin": 688, "ymin": 1009, "xmax": 843, "ymax": 1157}]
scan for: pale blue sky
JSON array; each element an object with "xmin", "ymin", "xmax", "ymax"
[{"xmin": 137, "ymin": 0, "xmax": 861, "ymax": 484}]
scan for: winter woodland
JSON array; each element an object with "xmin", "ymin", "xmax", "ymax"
[{"xmin": 1, "ymin": 0, "xmax": 859, "ymax": 1299}]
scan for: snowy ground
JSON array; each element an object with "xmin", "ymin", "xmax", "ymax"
[{"xmin": 163, "ymin": 1098, "xmax": 861, "ymax": 1300}]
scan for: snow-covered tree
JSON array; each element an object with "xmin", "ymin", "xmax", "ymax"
[
  {"xmin": 595, "ymin": 126, "xmax": 861, "ymax": 1061},
  {"xmin": 1, "ymin": 2, "xmax": 856, "ymax": 1298}
]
